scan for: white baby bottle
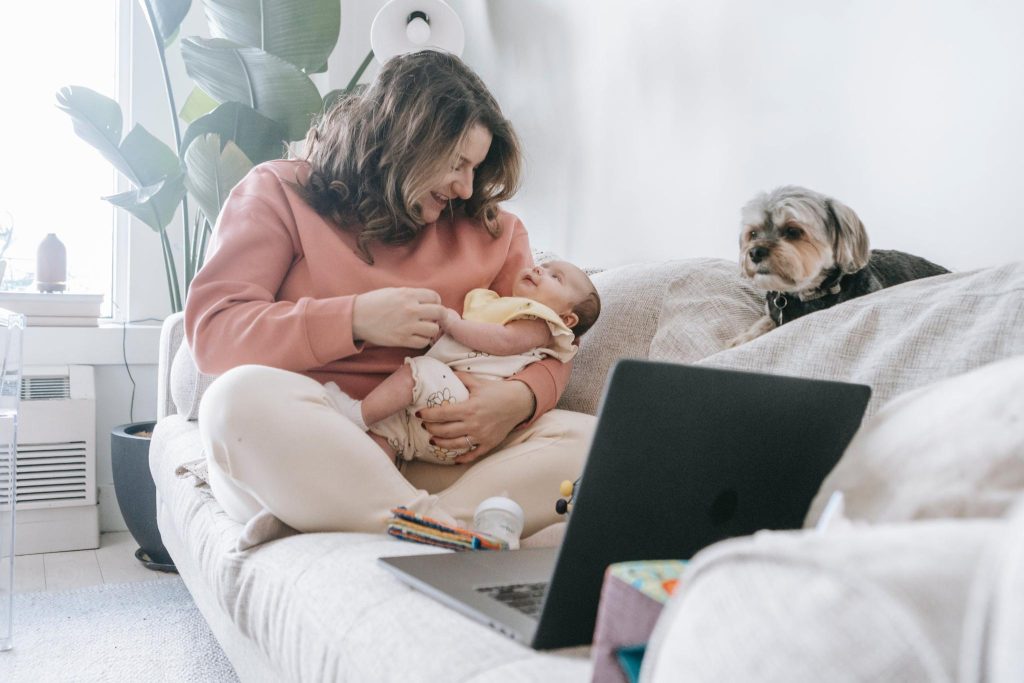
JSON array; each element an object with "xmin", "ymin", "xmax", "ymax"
[{"xmin": 473, "ymin": 496, "xmax": 525, "ymax": 549}]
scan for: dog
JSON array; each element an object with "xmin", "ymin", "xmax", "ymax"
[{"xmin": 728, "ymin": 185, "xmax": 949, "ymax": 347}]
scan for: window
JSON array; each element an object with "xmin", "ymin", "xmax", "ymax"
[{"xmin": 0, "ymin": 3, "xmax": 116, "ymax": 315}]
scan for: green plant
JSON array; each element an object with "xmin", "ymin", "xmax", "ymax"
[
  {"xmin": 57, "ymin": 0, "xmax": 373, "ymax": 312},
  {"xmin": 0, "ymin": 212, "xmax": 13, "ymax": 260}
]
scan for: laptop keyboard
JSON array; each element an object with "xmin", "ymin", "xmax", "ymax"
[{"xmin": 476, "ymin": 581, "xmax": 549, "ymax": 617}]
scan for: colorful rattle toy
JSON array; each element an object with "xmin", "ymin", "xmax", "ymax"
[{"xmin": 555, "ymin": 477, "xmax": 580, "ymax": 516}]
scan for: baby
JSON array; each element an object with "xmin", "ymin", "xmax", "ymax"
[{"xmin": 327, "ymin": 260, "xmax": 601, "ymax": 465}]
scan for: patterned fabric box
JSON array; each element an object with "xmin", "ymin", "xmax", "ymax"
[{"xmin": 591, "ymin": 560, "xmax": 688, "ymax": 683}]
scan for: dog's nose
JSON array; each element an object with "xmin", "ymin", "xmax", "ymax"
[{"xmin": 749, "ymin": 246, "xmax": 769, "ymax": 263}]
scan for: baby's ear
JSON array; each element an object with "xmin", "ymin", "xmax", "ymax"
[{"xmin": 562, "ymin": 312, "xmax": 579, "ymax": 330}]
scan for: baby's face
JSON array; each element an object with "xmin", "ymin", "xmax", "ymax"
[{"xmin": 512, "ymin": 261, "xmax": 591, "ymax": 322}]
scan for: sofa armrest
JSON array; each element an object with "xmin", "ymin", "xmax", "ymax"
[{"xmin": 157, "ymin": 312, "xmax": 185, "ymax": 419}]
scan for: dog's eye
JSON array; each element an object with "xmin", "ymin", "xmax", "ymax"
[
  {"xmin": 747, "ymin": 230, "xmax": 758, "ymax": 240},
  {"xmin": 783, "ymin": 227, "xmax": 804, "ymax": 239}
]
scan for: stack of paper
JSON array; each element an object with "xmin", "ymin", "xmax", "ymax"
[{"xmin": 0, "ymin": 292, "xmax": 104, "ymax": 326}]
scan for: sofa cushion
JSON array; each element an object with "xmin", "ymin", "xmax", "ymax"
[
  {"xmin": 151, "ymin": 415, "xmax": 593, "ymax": 682},
  {"xmin": 639, "ymin": 520, "xmax": 1000, "ymax": 682},
  {"xmin": 560, "ymin": 258, "xmax": 762, "ymax": 415},
  {"xmin": 805, "ymin": 354, "xmax": 1024, "ymax": 526},
  {"xmin": 696, "ymin": 262, "xmax": 1024, "ymax": 418}
]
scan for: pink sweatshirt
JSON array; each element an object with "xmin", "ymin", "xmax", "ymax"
[{"xmin": 184, "ymin": 160, "xmax": 570, "ymax": 420}]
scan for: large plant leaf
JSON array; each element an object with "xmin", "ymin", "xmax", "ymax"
[
  {"xmin": 104, "ymin": 172, "xmax": 187, "ymax": 232},
  {"xmin": 56, "ymin": 86, "xmax": 124, "ymax": 175},
  {"xmin": 183, "ymin": 134, "xmax": 253, "ymax": 225},
  {"xmin": 181, "ymin": 37, "xmax": 323, "ymax": 140},
  {"xmin": 142, "ymin": 0, "xmax": 193, "ymax": 46},
  {"xmin": 119, "ymin": 125, "xmax": 185, "ymax": 186},
  {"xmin": 180, "ymin": 102, "xmax": 286, "ymax": 165},
  {"xmin": 179, "ymin": 86, "xmax": 220, "ymax": 124},
  {"xmin": 202, "ymin": 0, "xmax": 340, "ymax": 73},
  {"xmin": 57, "ymin": 86, "xmax": 182, "ymax": 188}
]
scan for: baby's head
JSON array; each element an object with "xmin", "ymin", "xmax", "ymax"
[{"xmin": 512, "ymin": 260, "xmax": 601, "ymax": 336}]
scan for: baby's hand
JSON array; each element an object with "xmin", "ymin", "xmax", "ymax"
[{"xmin": 441, "ymin": 307, "xmax": 462, "ymax": 332}]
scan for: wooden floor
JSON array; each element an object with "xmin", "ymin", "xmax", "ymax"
[{"xmin": 12, "ymin": 532, "xmax": 168, "ymax": 593}]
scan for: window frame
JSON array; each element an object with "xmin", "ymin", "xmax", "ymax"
[{"xmin": 112, "ymin": 0, "xmax": 188, "ymax": 324}]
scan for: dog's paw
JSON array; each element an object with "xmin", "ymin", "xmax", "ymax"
[
  {"xmin": 726, "ymin": 332, "xmax": 755, "ymax": 348},
  {"xmin": 727, "ymin": 317, "xmax": 776, "ymax": 348}
]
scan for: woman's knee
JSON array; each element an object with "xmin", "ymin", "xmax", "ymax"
[
  {"xmin": 199, "ymin": 364, "xmax": 316, "ymax": 436},
  {"xmin": 533, "ymin": 409, "xmax": 598, "ymax": 444}
]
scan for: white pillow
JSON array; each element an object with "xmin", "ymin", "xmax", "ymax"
[
  {"xmin": 959, "ymin": 498, "xmax": 1024, "ymax": 682},
  {"xmin": 640, "ymin": 520, "xmax": 999, "ymax": 683},
  {"xmin": 805, "ymin": 354, "xmax": 1024, "ymax": 526}
]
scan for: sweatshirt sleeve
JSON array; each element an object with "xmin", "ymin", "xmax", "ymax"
[
  {"xmin": 184, "ymin": 168, "xmax": 362, "ymax": 375},
  {"xmin": 491, "ymin": 214, "xmax": 572, "ymax": 426}
]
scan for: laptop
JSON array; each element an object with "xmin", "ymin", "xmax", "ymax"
[{"xmin": 379, "ymin": 359, "xmax": 871, "ymax": 650}]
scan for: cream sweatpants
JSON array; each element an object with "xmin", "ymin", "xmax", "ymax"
[{"xmin": 198, "ymin": 364, "xmax": 596, "ymax": 536}]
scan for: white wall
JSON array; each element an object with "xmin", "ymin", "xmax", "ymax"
[
  {"xmin": 89, "ymin": 1, "xmax": 1024, "ymax": 533},
  {"xmin": 450, "ymin": 0, "xmax": 1024, "ymax": 272}
]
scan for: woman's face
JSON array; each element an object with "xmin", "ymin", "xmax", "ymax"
[{"xmin": 417, "ymin": 123, "xmax": 493, "ymax": 224}]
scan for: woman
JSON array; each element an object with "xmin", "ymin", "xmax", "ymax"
[{"xmin": 185, "ymin": 50, "xmax": 595, "ymax": 538}]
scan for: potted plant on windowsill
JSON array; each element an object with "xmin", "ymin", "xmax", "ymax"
[{"xmin": 59, "ymin": 0, "xmax": 372, "ymax": 570}]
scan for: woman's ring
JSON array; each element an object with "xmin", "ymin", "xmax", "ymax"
[{"xmin": 464, "ymin": 436, "xmax": 476, "ymax": 451}]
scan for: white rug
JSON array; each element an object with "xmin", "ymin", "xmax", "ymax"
[{"xmin": 0, "ymin": 578, "xmax": 239, "ymax": 682}]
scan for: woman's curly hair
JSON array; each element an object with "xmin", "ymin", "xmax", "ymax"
[{"xmin": 299, "ymin": 50, "xmax": 522, "ymax": 263}]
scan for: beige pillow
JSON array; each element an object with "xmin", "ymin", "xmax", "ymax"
[
  {"xmin": 697, "ymin": 263, "xmax": 1024, "ymax": 419},
  {"xmin": 647, "ymin": 258, "xmax": 763, "ymax": 363},
  {"xmin": 560, "ymin": 258, "xmax": 761, "ymax": 415},
  {"xmin": 805, "ymin": 354, "xmax": 1024, "ymax": 526},
  {"xmin": 559, "ymin": 260, "xmax": 688, "ymax": 415}
]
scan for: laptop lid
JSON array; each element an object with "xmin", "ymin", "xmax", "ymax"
[
  {"xmin": 530, "ymin": 359, "xmax": 871, "ymax": 649},
  {"xmin": 379, "ymin": 359, "xmax": 872, "ymax": 650}
]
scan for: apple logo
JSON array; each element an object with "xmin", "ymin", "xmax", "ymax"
[{"xmin": 709, "ymin": 489, "xmax": 739, "ymax": 526}]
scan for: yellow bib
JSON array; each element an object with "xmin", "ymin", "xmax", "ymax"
[{"xmin": 461, "ymin": 289, "xmax": 576, "ymax": 362}]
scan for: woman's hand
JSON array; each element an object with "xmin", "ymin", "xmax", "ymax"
[
  {"xmin": 352, "ymin": 288, "xmax": 447, "ymax": 348},
  {"xmin": 418, "ymin": 374, "xmax": 536, "ymax": 465}
]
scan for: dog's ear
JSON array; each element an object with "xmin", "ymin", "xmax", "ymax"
[{"xmin": 825, "ymin": 199, "xmax": 870, "ymax": 273}]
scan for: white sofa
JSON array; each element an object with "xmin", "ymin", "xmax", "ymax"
[{"xmin": 151, "ymin": 257, "xmax": 1024, "ymax": 682}]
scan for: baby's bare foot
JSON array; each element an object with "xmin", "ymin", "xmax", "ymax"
[{"xmin": 368, "ymin": 432, "xmax": 399, "ymax": 466}]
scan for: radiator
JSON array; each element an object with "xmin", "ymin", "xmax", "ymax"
[{"xmin": 0, "ymin": 365, "xmax": 99, "ymax": 555}]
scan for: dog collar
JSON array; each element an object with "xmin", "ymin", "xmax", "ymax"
[
  {"xmin": 766, "ymin": 269, "xmax": 846, "ymax": 325},
  {"xmin": 765, "ymin": 266, "xmax": 851, "ymax": 325},
  {"xmin": 767, "ymin": 291, "xmax": 788, "ymax": 325},
  {"xmin": 798, "ymin": 268, "xmax": 845, "ymax": 302}
]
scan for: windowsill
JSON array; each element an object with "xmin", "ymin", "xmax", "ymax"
[{"xmin": 24, "ymin": 321, "xmax": 163, "ymax": 366}]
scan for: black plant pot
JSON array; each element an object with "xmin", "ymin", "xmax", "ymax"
[{"xmin": 111, "ymin": 421, "xmax": 176, "ymax": 572}]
